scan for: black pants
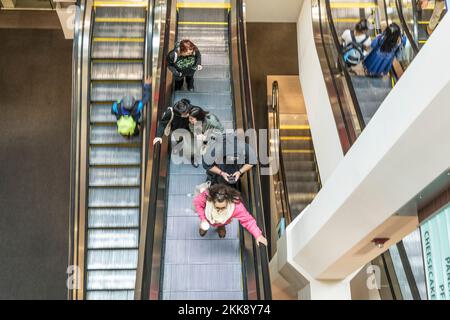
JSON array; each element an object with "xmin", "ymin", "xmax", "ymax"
[{"xmin": 175, "ymin": 75, "xmax": 194, "ymax": 90}]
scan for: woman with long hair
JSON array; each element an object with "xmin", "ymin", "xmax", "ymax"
[
  {"xmin": 167, "ymin": 39, "xmax": 202, "ymax": 91},
  {"xmin": 363, "ymin": 23, "xmax": 406, "ymax": 77},
  {"xmin": 193, "ymin": 184, "xmax": 268, "ymax": 246}
]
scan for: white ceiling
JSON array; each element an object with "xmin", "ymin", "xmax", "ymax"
[{"xmin": 245, "ymin": 0, "xmax": 304, "ymax": 23}]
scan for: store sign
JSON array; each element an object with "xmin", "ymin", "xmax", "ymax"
[{"xmin": 420, "ymin": 204, "xmax": 450, "ymax": 300}]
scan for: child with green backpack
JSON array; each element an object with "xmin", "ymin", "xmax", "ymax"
[{"xmin": 111, "ymin": 77, "xmax": 152, "ymax": 138}]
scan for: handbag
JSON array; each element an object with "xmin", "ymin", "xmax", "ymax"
[
  {"xmin": 195, "ymin": 181, "xmax": 211, "ymax": 197},
  {"xmin": 164, "ymin": 107, "xmax": 174, "ymax": 136}
]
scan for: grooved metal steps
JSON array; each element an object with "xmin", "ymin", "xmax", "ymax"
[
  {"xmin": 161, "ymin": 3, "xmax": 243, "ymax": 300},
  {"xmin": 84, "ymin": 5, "xmax": 146, "ymax": 300}
]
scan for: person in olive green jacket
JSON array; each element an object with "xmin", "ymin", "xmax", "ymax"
[{"xmin": 188, "ymin": 106, "xmax": 225, "ymax": 164}]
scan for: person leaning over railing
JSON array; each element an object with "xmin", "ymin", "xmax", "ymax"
[{"xmin": 193, "ymin": 183, "xmax": 268, "ymax": 245}]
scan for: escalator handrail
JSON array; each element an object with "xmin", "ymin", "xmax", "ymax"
[
  {"xmin": 269, "ymin": 81, "xmax": 292, "ymax": 226},
  {"xmin": 236, "ymin": 0, "xmax": 272, "ymax": 300},
  {"xmin": 68, "ymin": 0, "xmax": 87, "ymax": 300},
  {"xmin": 394, "ymin": 0, "xmax": 420, "ymax": 54},
  {"xmin": 324, "ymin": 0, "xmax": 367, "ymax": 133},
  {"xmin": 135, "ymin": 0, "xmax": 175, "ymax": 300}
]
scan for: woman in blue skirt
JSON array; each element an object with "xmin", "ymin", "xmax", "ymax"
[{"xmin": 363, "ymin": 23, "xmax": 406, "ymax": 77}]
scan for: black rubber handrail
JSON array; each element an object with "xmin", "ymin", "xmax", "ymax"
[
  {"xmin": 315, "ymin": 0, "xmax": 356, "ymax": 152},
  {"xmin": 324, "ymin": 0, "xmax": 367, "ymax": 133},
  {"xmin": 236, "ymin": 0, "xmax": 272, "ymax": 300},
  {"xmin": 270, "ymin": 81, "xmax": 293, "ymax": 226},
  {"xmin": 137, "ymin": 0, "xmax": 175, "ymax": 300},
  {"xmin": 394, "ymin": 0, "xmax": 420, "ymax": 54}
]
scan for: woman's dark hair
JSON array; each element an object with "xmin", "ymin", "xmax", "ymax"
[
  {"xmin": 380, "ymin": 23, "xmax": 401, "ymax": 53},
  {"xmin": 355, "ymin": 19, "xmax": 368, "ymax": 33},
  {"xmin": 189, "ymin": 106, "xmax": 209, "ymax": 121},
  {"xmin": 207, "ymin": 184, "xmax": 242, "ymax": 204},
  {"xmin": 179, "ymin": 39, "xmax": 198, "ymax": 54},
  {"xmin": 173, "ymin": 99, "xmax": 192, "ymax": 115}
]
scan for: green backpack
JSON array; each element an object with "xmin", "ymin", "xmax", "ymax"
[{"xmin": 117, "ymin": 115, "xmax": 136, "ymax": 137}]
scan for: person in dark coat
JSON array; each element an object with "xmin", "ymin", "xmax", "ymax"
[{"xmin": 167, "ymin": 39, "xmax": 202, "ymax": 91}]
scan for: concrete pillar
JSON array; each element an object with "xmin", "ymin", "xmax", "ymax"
[{"xmin": 1, "ymin": 0, "xmax": 16, "ymax": 8}]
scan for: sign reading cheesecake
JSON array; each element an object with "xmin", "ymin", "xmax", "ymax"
[{"xmin": 420, "ymin": 203, "xmax": 450, "ymax": 300}]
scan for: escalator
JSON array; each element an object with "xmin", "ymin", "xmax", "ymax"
[
  {"xmin": 70, "ymin": 0, "xmax": 153, "ymax": 300},
  {"xmin": 268, "ymin": 82, "xmax": 321, "ymax": 225},
  {"xmin": 163, "ymin": 1, "xmax": 242, "ymax": 299},
  {"xmin": 136, "ymin": 0, "xmax": 271, "ymax": 300}
]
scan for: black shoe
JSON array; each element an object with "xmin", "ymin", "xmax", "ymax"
[
  {"xmin": 191, "ymin": 158, "xmax": 199, "ymax": 168},
  {"xmin": 188, "ymin": 87, "xmax": 194, "ymax": 92}
]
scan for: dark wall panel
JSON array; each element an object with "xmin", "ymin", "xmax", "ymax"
[{"xmin": 0, "ymin": 29, "xmax": 72, "ymax": 299}]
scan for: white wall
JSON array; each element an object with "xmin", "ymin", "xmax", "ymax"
[
  {"xmin": 296, "ymin": 0, "xmax": 344, "ymax": 183},
  {"xmin": 245, "ymin": 0, "xmax": 303, "ymax": 22}
]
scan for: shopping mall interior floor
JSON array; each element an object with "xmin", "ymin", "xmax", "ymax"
[{"xmin": 0, "ymin": 29, "xmax": 72, "ymax": 299}]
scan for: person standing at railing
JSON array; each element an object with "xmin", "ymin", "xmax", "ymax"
[
  {"xmin": 193, "ymin": 183, "xmax": 268, "ymax": 245},
  {"xmin": 167, "ymin": 39, "xmax": 203, "ymax": 91},
  {"xmin": 419, "ymin": 0, "xmax": 446, "ymax": 35},
  {"xmin": 362, "ymin": 23, "xmax": 406, "ymax": 77}
]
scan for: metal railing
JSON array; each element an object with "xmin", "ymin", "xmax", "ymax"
[{"xmin": 268, "ymin": 81, "xmax": 292, "ymax": 227}]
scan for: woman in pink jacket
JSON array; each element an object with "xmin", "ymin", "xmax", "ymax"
[{"xmin": 193, "ymin": 184, "xmax": 268, "ymax": 246}]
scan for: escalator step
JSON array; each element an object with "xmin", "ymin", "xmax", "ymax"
[
  {"xmin": 95, "ymin": 7, "xmax": 146, "ymax": 20},
  {"xmin": 163, "ymin": 264, "xmax": 242, "ymax": 292},
  {"xmin": 165, "ymin": 216, "xmax": 239, "ymax": 240},
  {"xmin": 86, "ymin": 270, "xmax": 136, "ymax": 290},
  {"xmin": 168, "ymin": 175, "xmax": 207, "ymax": 195},
  {"xmin": 174, "ymin": 92, "xmax": 232, "ymax": 107},
  {"xmin": 91, "ymin": 61, "xmax": 143, "ymax": 80},
  {"xmin": 166, "ymin": 195, "xmax": 198, "ymax": 217},
  {"xmin": 181, "ymin": 78, "xmax": 230, "ymax": 92},
  {"xmin": 88, "ymin": 208, "xmax": 140, "ymax": 228},
  {"xmin": 86, "ymin": 290, "xmax": 135, "ymax": 300},
  {"xmin": 178, "ymin": 26, "xmax": 228, "ymax": 41},
  {"xmin": 285, "ymin": 181, "xmax": 320, "ymax": 193},
  {"xmin": 92, "ymin": 41, "xmax": 144, "ymax": 59},
  {"xmin": 93, "ymin": 22, "xmax": 145, "ymax": 38},
  {"xmin": 87, "ymin": 249, "xmax": 138, "ymax": 270},
  {"xmin": 91, "ymin": 81, "xmax": 142, "ymax": 102},
  {"xmin": 87, "ymin": 229, "xmax": 139, "ymax": 249},
  {"xmin": 88, "ymin": 187, "xmax": 140, "ymax": 207},
  {"xmin": 90, "ymin": 104, "xmax": 117, "ymax": 123},
  {"xmin": 90, "ymin": 147, "xmax": 141, "ymax": 165},
  {"xmin": 280, "ymin": 139, "xmax": 314, "ymax": 150},
  {"xmin": 178, "ymin": 8, "xmax": 228, "ymax": 23},
  {"xmin": 194, "ymin": 65, "xmax": 230, "ymax": 79},
  {"xmin": 164, "ymin": 239, "xmax": 240, "ymax": 265},
  {"xmin": 90, "ymin": 125, "xmax": 141, "ymax": 145},
  {"xmin": 199, "ymin": 53, "xmax": 229, "ymax": 66},
  {"xmin": 89, "ymin": 167, "xmax": 141, "ymax": 187}
]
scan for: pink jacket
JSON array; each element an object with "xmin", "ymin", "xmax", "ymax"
[{"xmin": 193, "ymin": 191, "xmax": 262, "ymax": 239}]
